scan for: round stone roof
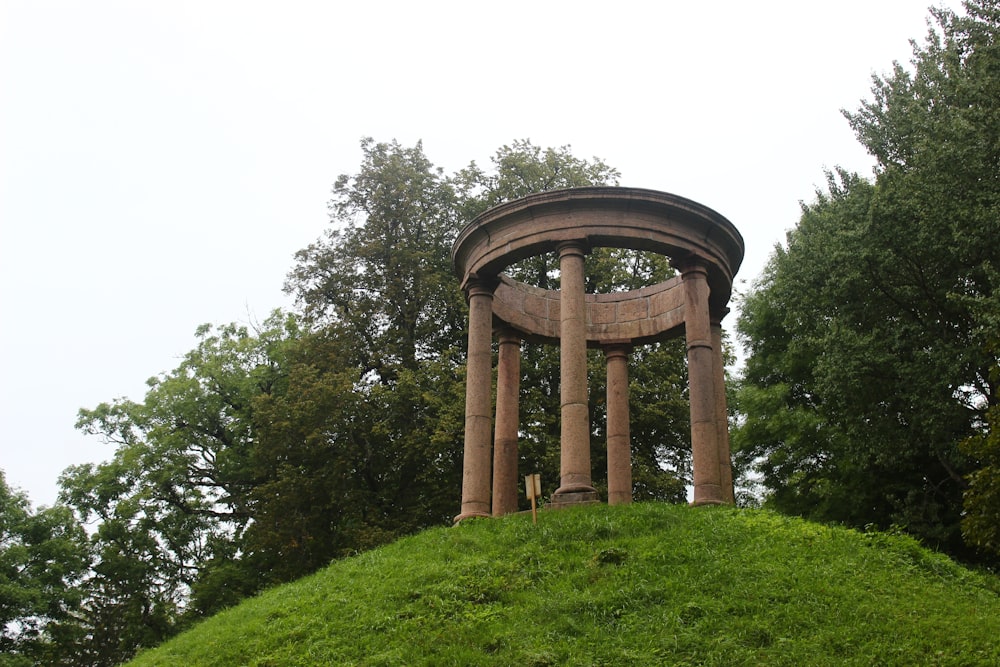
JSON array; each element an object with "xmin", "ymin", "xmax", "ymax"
[{"xmin": 452, "ymin": 187, "xmax": 744, "ymax": 344}]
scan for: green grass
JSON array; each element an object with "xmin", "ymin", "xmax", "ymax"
[{"xmin": 130, "ymin": 504, "xmax": 1000, "ymax": 666}]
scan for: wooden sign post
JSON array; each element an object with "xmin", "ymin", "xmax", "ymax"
[{"xmin": 525, "ymin": 474, "xmax": 541, "ymax": 524}]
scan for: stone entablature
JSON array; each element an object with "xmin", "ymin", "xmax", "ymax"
[
  {"xmin": 452, "ymin": 187, "xmax": 744, "ymax": 521},
  {"xmin": 493, "ymin": 274, "xmax": 686, "ymax": 346},
  {"xmin": 452, "ymin": 186, "xmax": 743, "ymax": 315}
]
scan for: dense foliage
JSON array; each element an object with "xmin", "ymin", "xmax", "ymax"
[
  {"xmin": 735, "ymin": 0, "xmax": 1000, "ymax": 562},
  {"xmin": 961, "ymin": 271, "xmax": 1000, "ymax": 556},
  {"xmin": 0, "ymin": 472, "xmax": 88, "ymax": 666}
]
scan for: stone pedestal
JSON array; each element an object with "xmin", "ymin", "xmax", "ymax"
[{"xmin": 546, "ymin": 491, "xmax": 601, "ymax": 509}]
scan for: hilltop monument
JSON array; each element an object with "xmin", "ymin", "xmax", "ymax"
[{"xmin": 452, "ymin": 187, "xmax": 744, "ymax": 520}]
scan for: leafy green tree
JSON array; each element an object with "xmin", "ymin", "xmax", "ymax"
[
  {"xmin": 63, "ymin": 312, "xmax": 301, "ymax": 663},
  {"xmin": 454, "ymin": 139, "xmax": 622, "ymax": 218},
  {"xmin": 243, "ymin": 330, "xmax": 466, "ymax": 582},
  {"xmin": 284, "ymin": 138, "xmax": 469, "ymax": 540},
  {"xmin": 960, "ymin": 276, "xmax": 1000, "ymax": 557},
  {"xmin": 735, "ymin": 172, "xmax": 911, "ymax": 525},
  {"xmin": 735, "ymin": 0, "xmax": 999, "ymax": 560},
  {"xmin": 0, "ymin": 471, "xmax": 89, "ymax": 666},
  {"xmin": 963, "ymin": 399, "xmax": 1000, "ymax": 558},
  {"xmin": 288, "ymin": 138, "xmax": 466, "ymax": 378}
]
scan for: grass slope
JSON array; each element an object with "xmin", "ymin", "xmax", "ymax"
[{"xmin": 130, "ymin": 504, "xmax": 1000, "ymax": 666}]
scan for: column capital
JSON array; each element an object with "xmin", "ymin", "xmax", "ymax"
[
  {"xmin": 555, "ymin": 240, "xmax": 590, "ymax": 259},
  {"xmin": 670, "ymin": 253, "xmax": 710, "ymax": 276},
  {"xmin": 496, "ymin": 326, "xmax": 521, "ymax": 346},
  {"xmin": 462, "ymin": 274, "xmax": 499, "ymax": 299},
  {"xmin": 602, "ymin": 341, "xmax": 633, "ymax": 360}
]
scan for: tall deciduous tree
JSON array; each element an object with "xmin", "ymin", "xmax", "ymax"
[
  {"xmin": 287, "ymin": 138, "xmax": 466, "ymax": 378},
  {"xmin": 63, "ymin": 312, "xmax": 300, "ymax": 664},
  {"xmin": 735, "ymin": 0, "xmax": 999, "ymax": 561},
  {"xmin": 960, "ymin": 272, "xmax": 1000, "ymax": 557},
  {"xmin": 0, "ymin": 471, "xmax": 89, "ymax": 666},
  {"xmin": 283, "ymin": 138, "xmax": 469, "ymax": 544}
]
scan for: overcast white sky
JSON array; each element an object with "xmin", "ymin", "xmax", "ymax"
[{"xmin": 1, "ymin": 1, "xmax": 952, "ymax": 506}]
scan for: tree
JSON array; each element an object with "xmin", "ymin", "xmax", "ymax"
[
  {"xmin": 960, "ymin": 271, "xmax": 1000, "ymax": 558},
  {"xmin": 243, "ymin": 330, "xmax": 467, "ymax": 582},
  {"xmin": 735, "ymin": 0, "xmax": 1000, "ymax": 561},
  {"xmin": 287, "ymin": 138, "xmax": 466, "ymax": 379},
  {"xmin": 735, "ymin": 172, "xmax": 918, "ymax": 527},
  {"xmin": 283, "ymin": 138, "xmax": 470, "ymax": 543},
  {"xmin": 454, "ymin": 139, "xmax": 622, "ymax": 218},
  {"xmin": 963, "ymin": 398, "xmax": 1000, "ymax": 558},
  {"xmin": 287, "ymin": 137, "xmax": 690, "ymax": 512},
  {"xmin": 0, "ymin": 471, "xmax": 89, "ymax": 666},
  {"xmin": 63, "ymin": 312, "xmax": 301, "ymax": 663}
]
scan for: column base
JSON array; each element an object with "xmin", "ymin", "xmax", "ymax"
[
  {"xmin": 690, "ymin": 498, "xmax": 733, "ymax": 507},
  {"xmin": 548, "ymin": 489, "xmax": 601, "ymax": 508},
  {"xmin": 453, "ymin": 511, "xmax": 491, "ymax": 523},
  {"xmin": 607, "ymin": 493, "xmax": 633, "ymax": 506},
  {"xmin": 692, "ymin": 483, "xmax": 725, "ymax": 506}
]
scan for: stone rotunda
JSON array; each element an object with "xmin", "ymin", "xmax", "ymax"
[{"xmin": 451, "ymin": 187, "xmax": 744, "ymax": 521}]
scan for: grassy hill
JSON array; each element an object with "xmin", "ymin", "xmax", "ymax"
[{"xmin": 129, "ymin": 503, "xmax": 1000, "ymax": 666}]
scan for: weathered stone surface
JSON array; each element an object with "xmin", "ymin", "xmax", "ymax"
[
  {"xmin": 491, "ymin": 275, "xmax": 686, "ymax": 346},
  {"xmin": 546, "ymin": 491, "xmax": 600, "ymax": 508},
  {"xmin": 555, "ymin": 242, "xmax": 597, "ymax": 501},
  {"xmin": 453, "ymin": 187, "xmax": 743, "ymax": 313},
  {"xmin": 493, "ymin": 330, "xmax": 521, "ymax": 516},
  {"xmin": 590, "ymin": 301, "xmax": 616, "ymax": 325},
  {"xmin": 455, "ymin": 280, "xmax": 495, "ymax": 521},
  {"xmin": 677, "ymin": 258, "xmax": 724, "ymax": 506},
  {"xmin": 712, "ymin": 315, "xmax": 735, "ymax": 504},
  {"xmin": 452, "ymin": 188, "xmax": 744, "ymax": 519},
  {"xmin": 605, "ymin": 344, "xmax": 632, "ymax": 506},
  {"xmin": 617, "ymin": 298, "xmax": 649, "ymax": 323}
]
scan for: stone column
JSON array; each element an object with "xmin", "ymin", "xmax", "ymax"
[
  {"xmin": 492, "ymin": 328, "xmax": 521, "ymax": 516},
  {"xmin": 552, "ymin": 241, "xmax": 598, "ymax": 503},
  {"xmin": 604, "ymin": 343, "xmax": 633, "ymax": 505},
  {"xmin": 455, "ymin": 278, "xmax": 495, "ymax": 521},
  {"xmin": 676, "ymin": 257, "xmax": 724, "ymax": 505},
  {"xmin": 711, "ymin": 312, "xmax": 735, "ymax": 504}
]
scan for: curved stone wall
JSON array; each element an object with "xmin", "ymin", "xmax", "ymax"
[{"xmin": 492, "ymin": 274, "xmax": 687, "ymax": 346}]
